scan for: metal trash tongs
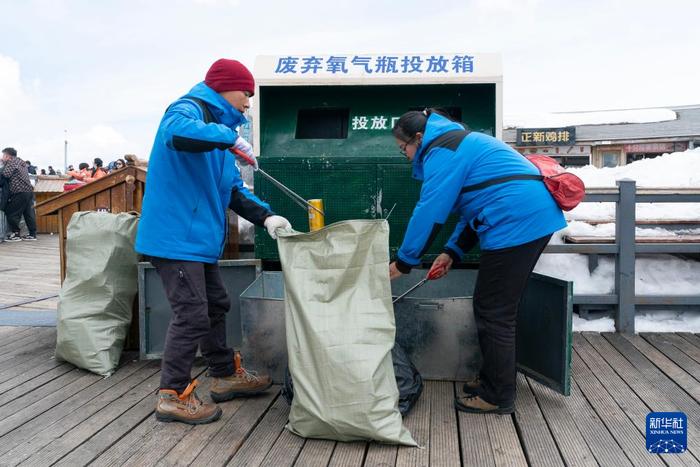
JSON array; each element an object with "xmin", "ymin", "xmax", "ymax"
[
  {"xmin": 392, "ymin": 277, "xmax": 429, "ymax": 304},
  {"xmin": 231, "ymin": 148, "xmax": 324, "ymax": 216},
  {"xmin": 392, "ymin": 267, "xmax": 443, "ymax": 304}
]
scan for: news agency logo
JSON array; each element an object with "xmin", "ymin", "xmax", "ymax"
[{"xmin": 647, "ymin": 412, "xmax": 687, "ymax": 454}]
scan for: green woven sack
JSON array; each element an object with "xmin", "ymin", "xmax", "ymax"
[
  {"xmin": 278, "ymin": 219, "xmax": 416, "ymax": 445},
  {"xmin": 55, "ymin": 211, "xmax": 139, "ymax": 376}
]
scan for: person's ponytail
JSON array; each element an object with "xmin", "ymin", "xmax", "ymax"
[{"xmin": 392, "ymin": 107, "xmax": 455, "ymax": 141}]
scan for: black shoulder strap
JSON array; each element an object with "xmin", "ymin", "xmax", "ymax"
[
  {"xmin": 183, "ymin": 96, "xmax": 217, "ymax": 124},
  {"xmin": 460, "ymin": 173, "xmax": 543, "ymax": 194}
]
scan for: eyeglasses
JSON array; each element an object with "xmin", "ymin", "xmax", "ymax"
[{"xmin": 399, "ymin": 136, "xmax": 417, "ymax": 157}]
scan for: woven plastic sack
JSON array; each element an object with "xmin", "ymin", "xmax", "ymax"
[
  {"xmin": 55, "ymin": 211, "xmax": 139, "ymax": 376},
  {"xmin": 277, "ymin": 219, "xmax": 416, "ymax": 445}
]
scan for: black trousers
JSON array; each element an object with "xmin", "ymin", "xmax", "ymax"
[
  {"xmin": 150, "ymin": 257, "xmax": 234, "ymax": 393},
  {"xmin": 5, "ymin": 192, "xmax": 36, "ymax": 236},
  {"xmin": 473, "ymin": 234, "xmax": 551, "ymax": 406}
]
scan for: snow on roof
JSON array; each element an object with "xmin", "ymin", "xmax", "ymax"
[{"xmin": 504, "ymin": 108, "xmax": 677, "ymax": 129}]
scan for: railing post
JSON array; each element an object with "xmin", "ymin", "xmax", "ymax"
[{"xmin": 615, "ymin": 179, "xmax": 636, "ymax": 333}]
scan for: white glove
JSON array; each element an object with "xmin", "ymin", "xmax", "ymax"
[
  {"xmin": 264, "ymin": 215, "xmax": 292, "ymax": 239},
  {"xmin": 232, "ymin": 136, "xmax": 258, "ymax": 170}
]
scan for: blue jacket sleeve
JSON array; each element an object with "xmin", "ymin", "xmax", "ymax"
[
  {"xmin": 443, "ymin": 216, "xmax": 478, "ymax": 263},
  {"xmin": 161, "ymin": 100, "xmax": 238, "ymax": 153},
  {"xmin": 229, "ymin": 174, "xmax": 275, "ymax": 227},
  {"xmin": 395, "ymin": 149, "xmax": 468, "ymax": 273}
]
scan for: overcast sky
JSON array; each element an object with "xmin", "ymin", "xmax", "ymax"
[{"xmin": 2, "ymin": 0, "xmax": 699, "ymax": 169}]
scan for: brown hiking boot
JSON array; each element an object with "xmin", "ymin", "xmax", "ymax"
[
  {"xmin": 156, "ymin": 380, "xmax": 222, "ymax": 425},
  {"xmin": 462, "ymin": 377, "xmax": 481, "ymax": 396},
  {"xmin": 210, "ymin": 367, "xmax": 273, "ymax": 403},
  {"xmin": 454, "ymin": 395, "xmax": 514, "ymax": 414}
]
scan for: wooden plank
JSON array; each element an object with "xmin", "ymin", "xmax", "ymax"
[
  {"xmin": 156, "ymin": 393, "xmax": 248, "ymax": 466},
  {"xmin": 678, "ymin": 332, "xmax": 700, "ymax": 350},
  {"xmin": 181, "ymin": 386, "xmax": 278, "ymax": 465},
  {"xmin": 0, "ymin": 360, "xmax": 159, "ymax": 464},
  {"xmin": 485, "ymin": 414, "xmax": 527, "ymax": 467},
  {"xmin": 623, "ymin": 334, "xmax": 700, "ymax": 403},
  {"xmin": 116, "ymin": 376, "xmax": 220, "ymax": 466},
  {"xmin": 583, "ymin": 333, "xmax": 700, "ymax": 463},
  {"xmin": 0, "ymin": 368, "xmax": 102, "ymax": 438},
  {"xmin": 58, "ymin": 212, "xmax": 66, "ymax": 281},
  {"xmin": 603, "ymin": 333, "xmax": 700, "ymax": 428},
  {"xmin": 293, "ymin": 439, "xmax": 335, "ymax": 467},
  {"xmin": 228, "ymin": 396, "xmax": 290, "ymax": 467},
  {"xmin": 111, "ymin": 183, "xmax": 127, "ymax": 213},
  {"xmin": 0, "ymin": 326, "xmax": 36, "ymax": 347},
  {"xmin": 643, "ymin": 333, "xmax": 700, "ymax": 373},
  {"xmin": 427, "ymin": 381, "xmax": 460, "ymax": 467},
  {"xmin": 396, "ymin": 383, "xmax": 429, "ymax": 467},
  {"xmin": 95, "ymin": 190, "xmax": 111, "ymax": 211},
  {"xmin": 363, "ymin": 443, "xmax": 397, "ymax": 467},
  {"xmin": 0, "ymin": 330, "xmax": 54, "ymax": 359},
  {"xmin": 564, "ymin": 235, "xmax": 700, "ymax": 244},
  {"xmin": 527, "ymin": 378, "xmax": 599, "ymax": 467},
  {"xmin": 35, "ymin": 168, "xmax": 136, "ymax": 215},
  {"xmin": 512, "ymin": 373, "xmax": 563, "ymax": 467},
  {"xmin": 328, "ymin": 442, "xmax": 366, "ymax": 467},
  {"xmin": 79, "ymin": 195, "xmax": 96, "ymax": 212},
  {"xmin": 0, "ymin": 335, "xmax": 56, "ymax": 371},
  {"xmin": 0, "ymin": 362, "xmax": 75, "ymax": 413},
  {"xmin": 259, "ymin": 428, "xmax": 305, "ymax": 467},
  {"xmin": 50, "ymin": 367, "xmax": 201, "ymax": 466},
  {"xmin": 457, "ymin": 412, "xmax": 494, "ymax": 467},
  {"xmin": 571, "ymin": 349, "xmax": 664, "ymax": 467},
  {"xmin": 574, "ymin": 335, "xmax": 693, "ymax": 467},
  {"xmin": 0, "ymin": 350, "xmax": 65, "ymax": 388}
]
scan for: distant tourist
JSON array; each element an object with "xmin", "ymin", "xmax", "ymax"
[
  {"xmin": 1, "ymin": 148, "xmax": 37, "ymax": 241},
  {"xmin": 111, "ymin": 158, "xmax": 126, "ymax": 172},
  {"xmin": 48, "ymin": 166, "xmax": 56, "ymax": 175},
  {"xmin": 40, "ymin": 169, "xmax": 46, "ymax": 175},
  {"xmin": 25, "ymin": 160, "xmax": 37, "ymax": 175},
  {"xmin": 85, "ymin": 157, "xmax": 107, "ymax": 182}
]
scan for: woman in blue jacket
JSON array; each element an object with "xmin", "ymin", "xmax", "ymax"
[{"xmin": 389, "ymin": 109, "xmax": 566, "ymax": 414}]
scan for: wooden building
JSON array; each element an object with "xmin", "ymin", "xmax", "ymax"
[
  {"xmin": 504, "ymin": 104, "xmax": 700, "ymax": 168},
  {"xmin": 33, "ymin": 175, "xmax": 69, "ymax": 234},
  {"xmin": 35, "ymin": 165, "xmax": 241, "ymax": 282}
]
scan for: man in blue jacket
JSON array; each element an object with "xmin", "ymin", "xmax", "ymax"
[{"xmin": 136, "ymin": 59, "xmax": 291, "ymax": 425}]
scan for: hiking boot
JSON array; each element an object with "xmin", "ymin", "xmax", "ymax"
[
  {"xmin": 5, "ymin": 233, "xmax": 22, "ymax": 242},
  {"xmin": 21, "ymin": 234, "xmax": 37, "ymax": 241},
  {"xmin": 454, "ymin": 395, "xmax": 514, "ymax": 414},
  {"xmin": 210, "ymin": 367, "xmax": 273, "ymax": 403},
  {"xmin": 155, "ymin": 380, "xmax": 222, "ymax": 425},
  {"xmin": 462, "ymin": 377, "xmax": 481, "ymax": 396}
]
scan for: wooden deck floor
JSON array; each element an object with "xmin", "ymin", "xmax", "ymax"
[
  {"xmin": 0, "ymin": 326, "xmax": 697, "ymax": 466},
  {"xmin": 0, "ymin": 234, "xmax": 60, "ymax": 311}
]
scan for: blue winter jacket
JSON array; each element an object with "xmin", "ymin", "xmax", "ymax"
[
  {"xmin": 396, "ymin": 114, "xmax": 566, "ymax": 272},
  {"xmin": 136, "ymin": 82, "xmax": 272, "ymax": 263}
]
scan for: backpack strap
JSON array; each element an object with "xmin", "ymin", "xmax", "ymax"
[
  {"xmin": 182, "ymin": 96, "xmax": 217, "ymax": 124},
  {"xmin": 460, "ymin": 174, "xmax": 543, "ymax": 194}
]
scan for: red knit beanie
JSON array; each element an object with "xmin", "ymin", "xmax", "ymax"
[{"xmin": 204, "ymin": 59, "xmax": 255, "ymax": 96}]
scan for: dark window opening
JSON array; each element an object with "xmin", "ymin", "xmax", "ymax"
[
  {"xmin": 552, "ymin": 155, "xmax": 590, "ymax": 167},
  {"xmin": 295, "ymin": 108, "xmax": 349, "ymax": 139}
]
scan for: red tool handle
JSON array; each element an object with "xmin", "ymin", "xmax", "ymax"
[
  {"xmin": 230, "ymin": 147, "xmax": 256, "ymax": 167},
  {"xmin": 426, "ymin": 266, "xmax": 445, "ymax": 280}
]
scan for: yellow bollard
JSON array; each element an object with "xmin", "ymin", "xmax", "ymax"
[{"xmin": 308, "ymin": 199, "xmax": 325, "ymax": 231}]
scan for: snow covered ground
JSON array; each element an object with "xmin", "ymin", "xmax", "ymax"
[{"xmin": 533, "ymin": 148, "xmax": 700, "ymax": 332}]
